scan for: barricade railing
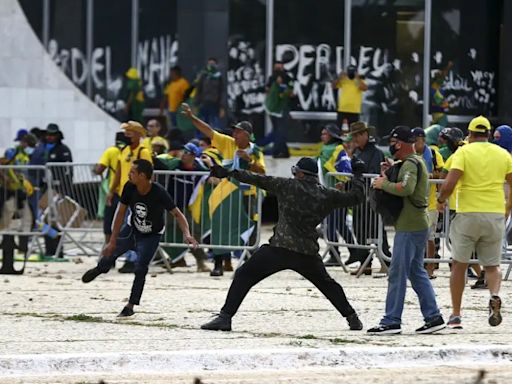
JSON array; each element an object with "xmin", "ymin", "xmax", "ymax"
[
  {"xmin": 322, "ymin": 172, "xmax": 387, "ymax": 277},
  {"xmin": 0, "ymin": 164, "xmax": 48, "ymax": 273},
  {"xmin": 154, "ymin": 170, "xmax": 263, "ymax": 266},
  {"xmin": 323, "ymin": 172, "xmax": 512, "ymax": 279},
  {"xmin": 45, "ymin": 162, "xmax": 105, "ymax": 257}
]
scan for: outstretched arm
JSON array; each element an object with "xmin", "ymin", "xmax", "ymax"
[
  {"xmin": 327, "ymin": 179, "xmax": 365, "ymax": 209},
  {"xmin": 181, "ymin": 103, "xmax": 214, "ymax": 139},
  {"xmin": 210, "ymin": 165, "xmax": 283, "ymax": 194}
]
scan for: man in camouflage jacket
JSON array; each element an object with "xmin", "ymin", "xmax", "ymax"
[{"xmin": 201, "ymin": 156, "xmax": 367, "ymax": 332}]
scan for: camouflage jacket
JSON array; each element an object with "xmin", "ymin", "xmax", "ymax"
[{"xmin": 231, "ymin": 170, "xmax": 365, "ymax": 256}]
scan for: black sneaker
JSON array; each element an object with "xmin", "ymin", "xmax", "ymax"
[
  {"xmin": 81, "ymin": 267, "xmax": 101, "ymax": 283},
  {"xmin": 117, "ymin": 306, "xmax": 135, "ymax": 318},
  {"xmin": 210, "ymin": 267, "xmax": 223, "ymax": 277},
  {"xmin": 119, "ymin": 261, "xmax": 135, "ymax": 274},
  {"xmin": 367, "ymin": 324, "xmax": 401, "ymax": 335},
  {"xmin": 346, "ymin": 313, "xmax": 363, "ymax": 331},
  {"xmin": 415, "ymin": 316, "xmax": 445, "ymax": 334},
  {"xmin": 201, "ymin": 312, "xmax": 232, "ymax": 331},
  {"xmin": 471, "ymin": 273, "xmax": 487, "ymax": 290},
  {"xmin": 488, "ymin": 295, "xmax": 502, "ymax": 327}
]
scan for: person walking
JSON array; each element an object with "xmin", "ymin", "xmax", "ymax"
[
  {"xmin": 369, "ymin": 126, "xmax": 445, "ymax": 335},
  {"xmin": 437, "ymin": 116, "xmax": 512, "ymax": 329},
  {"xmin": 200, "ymin": 156, "xmax": 367, "ymax": 332},
  {"xmin": 82, "ymin": 160, "xmax": 198, "ymax": 318}
]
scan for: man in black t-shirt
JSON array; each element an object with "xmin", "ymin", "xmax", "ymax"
[{"xmin": 82, "ymin": 159, "xmax": 198, "ymax": 318}]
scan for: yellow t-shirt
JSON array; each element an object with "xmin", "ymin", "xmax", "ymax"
[
  {"xmin": 449, "ymin": 142, "xmax": 512, "ymax": 213},
  {"xmin": 212, "ymin": 131, "xmax": 265, "ymax": 170},
  {"xmin": 118, "ymin": 144, "xmax": 153, "ymax": 192},
  {"xmin": 164, "ymin": 77, "xmax": 190, "ymax": 112},
  {"xmin": 443, "ymin": 155, "xmax": 459, "ymax": 211},
  {"xmin": 336, "ymin": 77, "xmax": 364, "ymax": 114},
  {"xmin": 98, "ymin": 146, "xmax": 121, "ymax": 193},
  {"xmin": 428, "ymin": 147, "xmax": 444, "ymax": 210}
]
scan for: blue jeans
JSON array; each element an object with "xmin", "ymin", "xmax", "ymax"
[
  {"xmin": 97, "ymin": 225, "xmax": 161, "ymax": 305},
  {"xmin": 381, "ymin": 229, "xmax": 441, "ymax": 326},
  {"xmin": 199, "ymin": 102, "xmax": 220, "ymax": 130}
]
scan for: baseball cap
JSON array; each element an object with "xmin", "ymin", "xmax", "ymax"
[
  {"xmin": 468, "ymin": 115, "xmax": 491, "ymax": 133},
  {"xmin": 291, "ymin": 157, "xmax": 318, "ymax": 177},
  {"xmin": 324, "ymin": 123, "xmax": 342, "ymax": 139},
  {"xmin": 411, "ymin": 127, "xmax": 426, "ymax": 138},
  {"xmin": 14, "ymin": 128, "xmax": 28, "ymax": 141},
  {"xmin": 151, "ymin": 137, "xmax": 169, "ymax": 151},
  {"xmin": 387, "ymin": 126, "xmax": 415, "ymax": 143},
  {"xmin": 121, "ymin": 121, "xmax": 147, "ymax": 137},
  {"xmin": 231, "ymin": 121, "xmax": 253, "ymax": 135},
  {"xmin": 183, "ymin": 142, "xmax": 200, "ymax": 156}
]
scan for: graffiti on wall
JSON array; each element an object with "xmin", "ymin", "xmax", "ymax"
[{"xmin": 48, "ymin": 35, "xmax": 178, "ymax": 117}]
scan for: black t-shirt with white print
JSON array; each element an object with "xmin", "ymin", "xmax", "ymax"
[{"xmin": 120, "ymin": 182, "xmax": 176, "ymax": 235}]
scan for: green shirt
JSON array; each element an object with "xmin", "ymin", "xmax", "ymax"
[{"xmin": 382, "ymin": 154, "xmax": 429, "ymax": 232}]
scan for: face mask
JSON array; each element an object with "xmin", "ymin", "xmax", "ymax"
[
  {"xmin": 389, "ymin": 144, "xmax": 398, "ymax": 157},
  {"xmin": 24, "ymin": 147, "xmax": 34, "ymax": 155}
]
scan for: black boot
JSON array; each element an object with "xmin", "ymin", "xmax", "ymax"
[
  {"xmin": 346, "ymin": 312, "xmax": 363, "ymax": 330},
  {"xmin": 119, "ymin": 261, "xmax": 135, "ymax": 273},
  {"xmin": 201, "ymin": 311, "xmax": 232, "ymax": 331},
  {"xmin": 82, "ymin": 267, "xmax": 101, "ymax": 283},
  {"xmin": 210, "ymin": 255, "xmax": 224, "ymax": 277}
]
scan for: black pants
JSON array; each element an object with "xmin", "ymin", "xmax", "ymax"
[
  {"xmin": 337, "ymin": 112, "xmax": 360, "ymax": 126},
  {"xmin": 221, "ymin": 245, "xmax": 356, "ymax": 317}
]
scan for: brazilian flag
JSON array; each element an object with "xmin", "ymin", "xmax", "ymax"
[{"xmin": 208, "ymin": 178, "xmax": 255, "ymax": 255}]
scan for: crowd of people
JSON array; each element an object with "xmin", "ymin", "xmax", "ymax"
[{"xmin": 1, "ymin": 59, "xmax": 511, "ymax": 334}]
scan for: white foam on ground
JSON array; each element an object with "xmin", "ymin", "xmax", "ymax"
[{"xmin": 1, "ymin": 345, "xmax": 512, "ymax": 377}]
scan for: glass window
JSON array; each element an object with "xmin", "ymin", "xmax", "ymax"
[
  {"xmin": 19, "ymin": 0, "xmax": 44, "ymax": 41},
  {"xmin": 47, "ymin": 0, "xmax": 88, "ymax": 94},
  {"xmin": 92, "ymin": 0, "xmax": 132, "ymax": 118},
  {"xmin": 352, "ymin": 0, "xmax": 425, "ymax": 138},
  {"xmin": 431, "ymin": 0, "xmax": 500, "ymax": 120},
  {"xmin": 228, "ymin": 0, "xmax": 266, "ymax": 139},
  {"xmin": 138, "ymin": 0, "xmax": 178, "ymax": 109}
]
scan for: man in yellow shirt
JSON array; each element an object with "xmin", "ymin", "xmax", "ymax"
[
  {"xmin": 160, "ymin": 66, "xmax": 190, "ymax": 128},
  {"xmin": 182, "ymin": 103, "xmax": 265, "ymax": 276},
  {"xmin": 94, "ymin": 132, "xmax": 130, "ymax": 243},
  {"xmin": 108, "ymin": 121, "xmax": 153, "ymax": 273},
  {"xmin": 438, "ymin": 116, "xmax": 512, "ymax": 330},
  {"xmin": 331, "ymin": 65, "xmax": 368, "ymax": 126}
]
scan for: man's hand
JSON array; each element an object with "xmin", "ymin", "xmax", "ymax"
[
  {"xmin": 236, "ymin": 150, "xmax": 251, "ymax": 162},
  {"xmin": 351, "ymin": 156, "xmax": 366, "ymax": 178},
  {"xmin": 372, "ymin": 175, "xmax": 387, "ymax": 190},
  {"xmin": 181, "ymin": 103, "xmax": 193, "ymax": 119},
  {"xmin": 106, "ymin": 192, "xmax": 114, "ymax": 207},
  {"xmin": 210, "ymin": 164, "xmax": 230, "ymax": 179},
  {"xmin": 185, "ymin": 235, "xmax": 199, "ymax": 249},
  {"xmin": 380, "ymin": 158, "xmax": 393, "ymax": 175},
  {"xmin": 102, "ymin": 241, "xmax": 116, "ymax": 257}
]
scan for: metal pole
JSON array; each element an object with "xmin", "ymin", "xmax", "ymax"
[
  {"xmin": 86, "ymin": 0, "xmax": 94, "ymax": 98},
  {"xmin": 131, "ymin": 0, "xmax": 139, "ymax": 68},
  {"xmin": 423, "ymin": 0, "xmax": 432, "ymax": 128},
  {"xmin": 264, "ymin": 0, "xmax": 274, "ymax": 135},
  {"xmin": 343, "ymin": 0, "xmax": 352, "ymax": 69},
  {"xmin": 42, "ymin": 0, "xmax": 50, "ymax": 50}
]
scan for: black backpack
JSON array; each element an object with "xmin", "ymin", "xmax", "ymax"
[{"xmin": 369, "ymin": 157, "xmax": 427, "ymax": 225}]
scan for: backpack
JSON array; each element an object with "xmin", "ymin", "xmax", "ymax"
[{"xmin": 369, "ymin": 157, "xmax": 427, "ymax": 226}]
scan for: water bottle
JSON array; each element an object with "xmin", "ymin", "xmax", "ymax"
[{"xmin": 36, "ymin": 222, "xmax": 59, "ymax": 239}]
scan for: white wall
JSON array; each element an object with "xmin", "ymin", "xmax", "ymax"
[{"xmin": 0, "ymin": 0, "xmax": 120, "ymax": 163}]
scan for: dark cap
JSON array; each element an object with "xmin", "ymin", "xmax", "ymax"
[
  {"xmin": 324, "ymin": 123, "xmax": 342, "ymax": 140},
  {"xmin": 411, "ymin": 127, "xmax": 426, "ymax": 138},
  {"xmin": 231, "ymin": 121, "xmax": 253, "ymax": 135},
  {"xmin": 387, "ymin": 126, "xmax": 415, "ymax": 143},
  {"xmin": 46, "ymin": 123, "xmax": 60, "ymax": 134},
  {"xmin": 292, "ymin": 157, "xmax": 318, "ymax": 176},
  {"xmin": 441, "ymin": 127, "xmax": 464, "ymax": 144},
  {"xmin": 14, "ymin": 128, "xmax": 28, "ymax": 141}
]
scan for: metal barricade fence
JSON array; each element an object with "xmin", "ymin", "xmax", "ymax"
[
  {"xmin": 0, "ymin": 164, "xmax": 48, "ymax": 273},
  {"xmin": 322, "ymin": 172, "xmax": 386, "ymax": 276},
  {"xmin": 45, "ymin": 162, "xmax": 105, "ymax": 257},
  {"xmin": 154, "ymin": 170, "xmax": 263, "ymax": 265},
  {"xmin": 323, "ymin": 173, "xmax": 512, "ymax": 279}
]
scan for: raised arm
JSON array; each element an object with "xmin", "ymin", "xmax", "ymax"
[
  {"xmin": 181, "ymin": 103, "xmax": 214, "ymax": 139},
  {"xmin": 210, "ymin": 165, "xmax": 283, "ymax": 194}
]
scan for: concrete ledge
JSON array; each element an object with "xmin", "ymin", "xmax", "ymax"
[{"xmin": 2, "ymin": 345, "xmax": 512, "ymax": 377}]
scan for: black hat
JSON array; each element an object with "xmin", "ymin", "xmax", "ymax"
[
  {"xmin": 324, "ymin": 123, "xmax": 342, "ymax": 140},
  {"xmin": 169, "ymin": 140, "xmax": 185, "ymax": 151},
  {"xmin": 46, "ymin": 123, "xmax": 60, "ymax": 134},
  {"xmin": 292, "ymin": 157, "xmax": 318, "ymax": 176},
  {"xmin": 411, "ymin": 127, "xmax": 426, "ymax": 138},
  {"xmin": 387, "ymin": 126, "xmax": 415, "ymax": 143},
  {"xmin": 441, "ymin": 127, "xmax": 464, "ymax": 144},
  {"xmin": 231, "ymin": 121, "xmax": 253, "ymax": 134}
]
